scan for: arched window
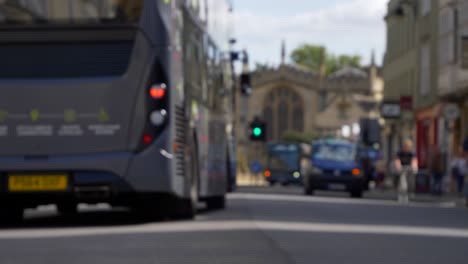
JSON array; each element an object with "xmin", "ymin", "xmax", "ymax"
[
  {"xmin": 263, "ymin": 106, "xmax": 273, "ymax": 141},
  {"xmin": 263, "ymin": 88, "xmax": 304, "ymax": 141},
  {"xmin": 269, "ymin": 92, "xmax": 275, "ymax": 102},
  {"xmin": 293, "ymin": 106, "xmax": 304, "ymax": 132},
  {"xmin": 278, "ymin": 101, "xmax": 288, "ymax": 139}
]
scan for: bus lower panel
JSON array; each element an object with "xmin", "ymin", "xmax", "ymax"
[
  {"xmin": 0, "ymin": 129, "xmax": 187, "ymax": 208},
  {"xmin": 0, "ymin": 192, "xmax": 181, "ymax": 210},
  {"xmin": 0, "ymin": 171, "xmax": 178, "ymax": 209}
]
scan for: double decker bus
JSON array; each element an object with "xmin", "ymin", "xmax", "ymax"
[{"xmin": 0, "ymin": 0, "xmax": 234, "ymax": 222}]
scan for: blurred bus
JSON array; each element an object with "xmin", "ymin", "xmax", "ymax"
[{"xmin": 0, "ymin": 0, "xmax": 234, "ymax": 222}]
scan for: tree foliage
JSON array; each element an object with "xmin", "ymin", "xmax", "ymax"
[
  {"xmin": 290, "ymin": 44, "xmax": 362, "ymax": 75},
  {"xmin": 290, "ymin": 45, "xmax": 326, "ymax": 73}
]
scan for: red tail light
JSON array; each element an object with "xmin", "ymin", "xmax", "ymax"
[
  {"xmin": 149, "ymin": 84, "xmax": 166, "ymax": 99},
  {"xmin": 143, "ymin": 134, "xmax": 153, "ymax": 144},
  {"xmin": 352, "ymin": 168, "xmax": 361, "ymax": 176}
]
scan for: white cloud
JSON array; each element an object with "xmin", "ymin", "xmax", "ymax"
[{"xmin": 234, "ymin": 0, "xmax": 387, "ymax": 67}]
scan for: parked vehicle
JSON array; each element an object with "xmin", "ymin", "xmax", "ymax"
[
  {"xmin": 304, "ymin": 139, "xmax": 365, "ymax": 198},
  {"xmin": 264, "ymin": 143, "xmax": 310, "ymax": 186}
]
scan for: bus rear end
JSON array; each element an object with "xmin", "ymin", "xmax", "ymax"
[{"xmin": 0, "ymin": 0, "xmax": 192, "ymax": 221}]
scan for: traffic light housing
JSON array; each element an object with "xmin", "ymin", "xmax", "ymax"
[
  {"xmin": 250, "ymin": 118, "xmax": 266, "ymax": 141},
  {"xmin": 360, "ymin": 118, "xmax": 381, "ymax": 145},
  {"xmin": 240, "ymin": 73, "xmax": 252, "ymax": 96}
]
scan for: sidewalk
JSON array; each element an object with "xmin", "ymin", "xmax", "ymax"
[
  {"xmin": 235, "ymin": 174, "xmax": 467, "ymax": 207},
  {"xmin": 369, "ymin": 189, "xmax": 466, "ymax": 207}
]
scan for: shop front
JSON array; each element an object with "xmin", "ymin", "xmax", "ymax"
[
  {"xmin": 415, "ymin": 105, "xmax": 445, "ymax": 193},
  {"xmin": 415, "ymin": 105, "xmax": 443, "ymax": 169}
]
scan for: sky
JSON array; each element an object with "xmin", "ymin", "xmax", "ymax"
[{"xmin": 232, "ymin": 0, "xmax": 388, "ymax": 68}]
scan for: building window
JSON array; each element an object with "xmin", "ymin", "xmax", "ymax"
[
  {"xmin": 293, "ymin": 107, "xmax": 304, "ymax": 132},
  {"xmin": 439, "ymin": 35, "xmax": 454, "ymax": 66},
  {"xmin": 420, "ymin": 43, "xmax": 430, "ymax": 96},
  {"xmin": 439, "ymin": 8, "xmax": 456, "ymax": 66},
  {"xmin": 263, "ymin": 106, "xmax": 274, "ymax": 141},
  {"xmin": 264, "ymin": 87, "xmax": 304, "ymax": 141},
  {"xmin": 318, "ymin": 91, "xmax": 327, "ymax": 111},
  {"xmin": 278, "ymin": 101, "xmax": 288, "ymax": 139},
  {"xmin": 292, "ymin": 93, "xmax": 299, "ymax": 102},
  {"xmin": 420, "ymin": 0, "xmax": 431, "ymax": 16},
  {"xmin": 269, "ymin": 92, "xmax": 275, "ymax": 102}
]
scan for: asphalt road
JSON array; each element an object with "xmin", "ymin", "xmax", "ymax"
[{"xmin": 0, "ymin": 186, "xmax": 468, "ymax": 264}]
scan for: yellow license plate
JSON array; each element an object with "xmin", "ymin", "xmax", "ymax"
[{"xmin": 8, "ymin": 175, "xmax": 68, "ymax": 192}]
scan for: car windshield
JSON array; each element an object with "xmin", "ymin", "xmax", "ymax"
[{"xmin": 312, "ymin": 144, "xmax": 356, "ymax": 161}]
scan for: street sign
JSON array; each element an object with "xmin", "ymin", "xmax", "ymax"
[
  {"xmin": 360, "ymin": 118, "xmax": 381, "ymax": 144},
  {"xmin": 443, "ymin": 103, "xmax": 460, "ymax": 121},
  {"xmin": 250, "ymin": 161, "xmax": 262, "ymax": 174},
  {"xmin": 381, "ymin": 102, "xmax": 401, "ymax": 118},
  {"xmin": 400, "ymin": 96, "xmax": 413, "ymax": 111}
]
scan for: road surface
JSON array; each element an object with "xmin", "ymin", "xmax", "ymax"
[{"xmin": 0, "ymin": 186, "xmax": 467, "ymax": 264}]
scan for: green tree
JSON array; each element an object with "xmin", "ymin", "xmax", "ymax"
[
  {"xmin": 290, "ymin": 44, "xmax": 362, "ymax": 75},
  {"xmin": 290, "ymin": 44, "xmax": 326, "ymax": 72},
  {"xmin": 337, "ymin": 55, "xmax": 361, "ymax": 68}
]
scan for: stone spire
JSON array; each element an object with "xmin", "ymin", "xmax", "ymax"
[
  {"xmin": 369, "ymin": 49, "xmax": 377, "ymax": 95},
  {"xmin": 281, "ymin": 40, "xmax": 286, "ymax": 65}
]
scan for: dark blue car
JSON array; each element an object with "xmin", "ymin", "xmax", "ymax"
[
  {"xmin": 264, "ymin": 143, "xmax": 304, "ymax": 186},
  {"xmin": 304, "ymin": 139, "xmax": 365, "ymax": 198}
]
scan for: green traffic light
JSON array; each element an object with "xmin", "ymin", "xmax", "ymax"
[{"xmin": 253, "ymin": 127, "xmax": 262, "ymax": 137}]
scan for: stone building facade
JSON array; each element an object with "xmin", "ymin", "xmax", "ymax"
[
  {"xmin": 384, "ymin": 0, "xmax": 439, "ymax": 168},
  {"xmin": 235, "ymin": 58, "xmax": 383, "ymax": 169},
  {"xmin": 383, "ymin": 0, "xmax": 465, "ymax": 172}
]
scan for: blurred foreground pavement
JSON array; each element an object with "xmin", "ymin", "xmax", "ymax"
[
  {"xmin": 237, "ymin": 173, "xmax": 467, "ymax": 207},
  {"xmin": 0, "ymin": 186, "xmax": 467, "ymax": 264}
]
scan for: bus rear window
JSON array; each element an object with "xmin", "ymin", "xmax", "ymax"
[
  {"xmin": 0, "ymin": 41, "xmax": 134, "ymax": 78},
  {"xmin": 0, "ymin": 0, "xmax": 144, "ymax": 25}
]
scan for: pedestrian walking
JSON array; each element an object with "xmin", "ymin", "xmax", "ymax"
[
  {"xmin": 430, "ymin": 146, "xmax": 444, "ymax": 195},
  {"xmin": 450, "ymin": 148, "xmax": 466, "ymax": 196},
  {"xmin": 394, "ymin": 139, "xmax": 418, "ymax": 203}
]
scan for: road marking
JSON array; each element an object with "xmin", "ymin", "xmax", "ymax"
[
  {"xmin": 228, "ymin": 193, "xmax": 457, "ymax": 208},
  {"xmin": 1, "ymin": 220, "xmax": 468, "ymax": 240}
]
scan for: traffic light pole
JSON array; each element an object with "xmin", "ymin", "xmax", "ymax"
[
  {"xmin": 247, "ymin": 116, "xmax": 267, "ymax": 185},
  {"xmin": 249, "ymin": 141, "xmax": 261, "ymax": 186},
  {"xmin": 253, "ymin": 141, "xmax": 259, "ymax": 186}
]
